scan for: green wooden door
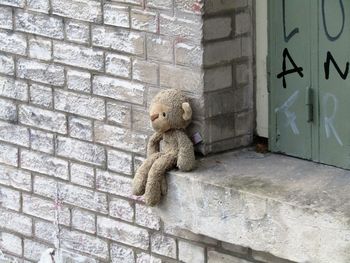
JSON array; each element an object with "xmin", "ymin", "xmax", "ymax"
[
  {"xmin": 269, "ymin": 0, "xmax": 350, "ymax": 169},
  {"xmin": 318, "ymin": 0, "xmax": 350, "ymax": 169},
  {"xmin": 269, "ymin": 0, "xmax": 315, "ymax": 160}
]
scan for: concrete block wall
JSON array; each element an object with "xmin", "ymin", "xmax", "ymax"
[{"xmin": 0, "ymin": 0, "xmax": 259, "ymax": 262}]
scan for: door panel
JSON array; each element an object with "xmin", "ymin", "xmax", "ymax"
[
  {"xmin": 318, "ymin": 0, "xmax": 350, "ymax": 168},
  {"xmin": 269, "ymin": 0, "xmax": 313, "ymax": 159}
]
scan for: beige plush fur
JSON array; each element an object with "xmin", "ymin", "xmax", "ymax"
[{"xmin": 132, "ymin": 89, "xmax": 196, "ymax": 206}]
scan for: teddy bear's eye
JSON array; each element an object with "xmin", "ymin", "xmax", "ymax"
[{"xmin": 162, "ymin": 112, "xmax": 166, "ymax": 117}]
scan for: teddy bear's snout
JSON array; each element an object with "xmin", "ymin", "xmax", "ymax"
[{"xmin": 151, "ymin": 114, "xmax": 159, "ymax": 122}]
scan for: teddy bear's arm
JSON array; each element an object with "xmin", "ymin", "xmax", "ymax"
[
  {"xmin": 147, "ymin": 132, "xmax": 163, "ymax": 157},
  {"xmin": 176, "ymin": 130, "xmax": 195, "ymax": 172}
]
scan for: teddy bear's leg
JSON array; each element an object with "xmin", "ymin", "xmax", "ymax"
[
  {"xmin": 132, "ymin": 153, "xmax": 161, "ymax": 196},
  {"xmin": 144, "ymin": 153, "xmax": 176, "ymax": 206}
]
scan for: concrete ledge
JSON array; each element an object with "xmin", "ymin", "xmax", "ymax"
[{"xmin": 157, "ymin": 149, "xmax": 350, "ymax": 263}]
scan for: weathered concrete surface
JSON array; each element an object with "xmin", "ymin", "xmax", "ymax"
[{"xmin": 157, "ymin": 149, "xmax": 350, "ymax": 263}]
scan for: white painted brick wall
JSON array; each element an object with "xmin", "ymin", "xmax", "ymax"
[{"xmin": 0, "ymin": 0, "xmax": 260, "ymax": 262}]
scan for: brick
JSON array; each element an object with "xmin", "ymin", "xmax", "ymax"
[
  {"xmin": 151, "ymin": 233, "xmax": 176, "ymax": 258},
  {"xmin": 53, "ymin": 42, "xmax": 103, "ymax": 71},
  {"xmin": 15, "ymin": 10, "xmax": 64, "ymax": 39},
  {"xmin": 107, "ymin": 102, "xmax": 131, "ymax": 127},
  {"xmin": 136, "ymin": 252, "xmax": 162, "ymax": 263},
  {"xmin": 204, "ymin": 17, "xmax": 232, "ymax": 40},
  {"xmin": 92, "ymin": 25, "xmax": 144, "ymax": 55},
  {"xmin": 94, "ymin": 122, "xmax": 147, "ymax": 154},
  {"xmin": 96, "ymin": 169, "xmax": 132, "ymax": 197},
  {"xmin": 160, "ymin": 14, "xmax": 202, "ymax": 41},
  {"xmin": 111, "ymin": 244, "xmax": 134, "ymax": 263},
  {"xmin": 19, "ymin": 105, "xmax": 67, "ymax": 134},
  {"xmin": 30, "ymin": 129, "xmax": 54, "ymax": 154},
  {"xmin": 235, "ymin": 111, "xmax": 254, "ymax": 136},
  {"xmin": 67, "ymin": 69, "xmax": 91, "ymax": 93},
  {"xmin": 17, "ymin": 58, "xmax": 65, "ymax": 86},
  {"xmin": 204, "ymin": 65, "xmax": 232, "ymax": 92},
  {"xmin": 54, "ymin": 89, "xmax": 105, "ymax": 120},
  {"xmin": 236, "ymin": 63, "xmax": 250, "ymax": 84},
  {"xmin": 65, "ymin": 20, "xmax": 90, "ymax": 44},
  {"xmin": 0, "ymin": 0, "xmax": 25, "ymax": 7},
  {"xmin": 179, "ymin": 241, "xmax": 205, "ymax": 263},
  {"xmin": 111, "ymin": 0, "xmax": 141, "ymax": 5},
  {"xmin": 0, "ymin": 232, "xmax": 22, "ymax": 256},
  {"xmin": 0, "ymin": 186, "xmax": 21, "ymax": 211},
  {"xmin": 104, "ymin": 3, "xmax": 129, "ymax": 28},
  {"xmin": 34, "ymin": 220, "xmax": 56, "ymax": 244},
  {"xmin": 235, "ymin": 12, "xmax": 251, "ymax": 35},
  {"xmin": 0, "ymin": 120, "xmax": 29, "ymax": 147},
  {"xmin": 135, "ymin": 204, "xmax": 161, "ymax": 230},
  {"xmin": 27, "ymin": 0, "xmax": 50, "ymax": 13},
  {"xmin": 0, "ymin": 208, "xmax": 32, "ymax": 236},
  {"xmin": 0, "ymin": 75, "xmax": 28, "ymax": 101},
  {"xmin": 60, "ymin": 229, "xmax": 109, "ymax": 259},
  {"xmin": 28, "ymin": 36, "xmax": 52, "ymax": 61},
  {"xmin": 0, "ymin": 98, "xmax": 16, "ymax": 121},
  {"xmin": 131, "ymin": 9, "xmax": 157, "ymax": 33},
  {"xmin": 109, "ymin": 197, "xmax": 134, "ymax": 222},
  {"xmin": 23, "ymin": 194, "xmax": 70, "ymax": 225},
  {"xmin": 97, "ymin": 216, "xmax": 149, "ymax": 249},
  {"xmin": 207, "ymin": 250, "xmax": 251, "ymax": 263},
  {"xmin": 105, "ymin": 53, "xmax": 131, "ymax": 78},
  {"xmin": 70, "ymin": 163, "xmax": 94, "ymax": 188},
  {"xmin": 234, "ymin": 86, "xmax": 253, "ymax": 112},
  {"xmin": 52, "ymin": 0, "xmax": 102, "ymax": 23},
  {"xmin": 69, "ymin": 116, "xmax": 93, "ymax": 141},
  {"xmin": 61, "ymin": 229, "xmax": 108, "ymax": 259},
  {"xmin": 0, "ymin": 29, "xmax": 27, "ymax": 55},
  {"xmin": 93, "ymin": 75, "xmax": 145, "ymax": 105},
  {"xmin": 0, "ymin": 142, "xmax": 18, "ymax": 167},
  {"xmin": 0, "ymin": 164, "xmax": 31, "ymax": 191},
  {"xmin": 56, "ymin": 136, "xmax": 105, "ymax": 166},
  {"xmin": 0, "ymin": 6, "xmax": 12, "ymax": 29},
  {"xmin": 133, "ymin": 59, "xmax": 158, "ymax": 85},
  {"xmin": 147, "ymin": 35, "xmax": 173, "ymax": 63},
  {"xmin": 107, "ymin": 149, "xmax": 132, "ymax": 175},
  {"xmin": 60, "ymin": 182, "xmax": 108, "ymax": 213},
  {"xmin": 72, "ymin": 208, "xmax": 96, "ymax": 234},
  {"xmin": 160, "ymin": 64, "xmax": 203, "ymax": 93},
  {"xmin": 205, "ymin": 0, "xmax": 238, "ymax": 14},
  {"xmin": 29, "ymin": 84, "xmax": 53, "ymax": 108},
  {"xmin": 204, "ymin": 89, "xmax": 235, "ymax": 118},
  {"xmin": 146, "ymin": 0, "xmax": 172, "ymax": 9},
  {"xmin": 21, "ymin": 149, "xmax": 69, "ymax": 179},
  {"xmin": 24, "ymin": 239, "xmax": 51, "ymax": 261},
  {"xmin": 175, "ymin": 41, "xmax": 202, "ymax": 67},
  {"xmin": 204, "ymin": 39, "xmax": 241, "ymax": 66},
  {"xmin": 0, "ymin": 53, "xmax": 14, "ymax": 75},
  {"xmin": 61, "ymin": 250, "xmax": 98, "ymax": 263},
  {"xmin": 33, "ymin": 175, "xmax": 57, "ymax": 199},
  {"xmin": 175, "ymin": 0, "xmax": 203, "ymax": 14}
]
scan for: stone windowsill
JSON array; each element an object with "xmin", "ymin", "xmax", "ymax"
[{"xmin": 157, "ymin": 149, "xmax": 350, "ymax": 263}]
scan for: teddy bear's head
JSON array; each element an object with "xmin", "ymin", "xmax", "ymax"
[{"xmin": 149, "ymin": 89, "xmax": 192, "ymax": 133}]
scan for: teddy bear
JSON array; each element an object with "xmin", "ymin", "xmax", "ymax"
[{"xmin": 132, "ymin": 89, "xmax": 196, "ymax": 206}]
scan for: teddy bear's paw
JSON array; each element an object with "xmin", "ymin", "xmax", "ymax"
[
  {"xmin": 144, "ymin": 183, "xmax": 162, "ymax": 206},
  {"xmin": 132, "ymin": 177, "xmax": 146, "ymax": 196}
]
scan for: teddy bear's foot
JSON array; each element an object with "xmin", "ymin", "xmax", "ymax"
[
  {"xmin": 161, "ymin": 177, "xmax": 167, "ymax": 196},
  {"xmin": 144, "ymin": 182, "xmax": 162, "ymax": 207},
  {"xmin": 132, "ymin": 172, "xmax": 147, "ymax": 196}
]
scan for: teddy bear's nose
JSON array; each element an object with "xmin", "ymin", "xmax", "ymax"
[{"xmin": 151, "ymin": 114, "xmax": 159, "ymax": 122}]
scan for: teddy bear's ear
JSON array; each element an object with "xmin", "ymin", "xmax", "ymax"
[{"xmin": 182, "ymin": 102, "xmax": 192, "ymax": 121}]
